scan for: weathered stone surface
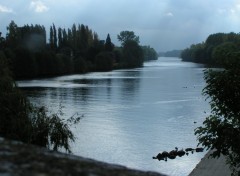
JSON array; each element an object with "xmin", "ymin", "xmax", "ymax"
[{"xmin": 0, "ymin": 138, "xmax": 165, "ymax": 176}]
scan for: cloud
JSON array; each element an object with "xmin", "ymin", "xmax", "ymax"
[
  {"xmin": 0, "ymin": 4, "xmax": 13, "ymax": 13},
  {"xmin": 165, "ymin": 12, "xmax": 174, "ymax": 17},
  {"xmin": 30, "ymin": 1, "xmax": 49, "ymax": 13}
]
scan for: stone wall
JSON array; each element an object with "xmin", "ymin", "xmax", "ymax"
[{"xmin": 0, "ymin": 138, "xmax": 166, "ymax": 176}]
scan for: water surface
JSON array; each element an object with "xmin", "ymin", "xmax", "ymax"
[{"xmin": 18, "ymin": 57, "xmax": 210, "ymax": 176}]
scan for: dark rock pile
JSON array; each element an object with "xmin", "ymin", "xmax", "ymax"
[{"xmin": 153, "ymin": 147, "xmax": 204, "ymax": 162}]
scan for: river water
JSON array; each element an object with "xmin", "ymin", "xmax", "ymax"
[{"xmin": 18, "ymin": 57, "xmax": 210, "ymax": 176}]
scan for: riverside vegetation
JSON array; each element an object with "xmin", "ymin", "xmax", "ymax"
[
  {"xmin": 182, "ymin": 32, "xmax": 240, "ymax": 175},
  {"xmin": 0, "ymin": 21, "xmax": 157, "ymax": 153},
  {"xmin": 0, "ymin": 21, "xmax": 158, "ymax": 79}
]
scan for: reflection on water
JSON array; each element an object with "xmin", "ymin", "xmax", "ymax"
[{"xmin": 18, "ymin": 57, "xmax": 210, "ymax": 176}]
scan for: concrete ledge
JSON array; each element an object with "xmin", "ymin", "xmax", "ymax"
[
  {"xmin": 189, "ymin": 150, "xmax": 232, "ymax": 176},
  {"xmin": 0, "ymin": 138, "xmax": 165, "ymax": 176}
]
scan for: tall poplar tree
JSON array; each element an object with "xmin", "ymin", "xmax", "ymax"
[
  {"xmin": 58, "ymin": 27, "xmax": 63, "ymax": 48},
  {"xmin": 105, "ymin": 34, "xmax": 114, "ymax": 52},
  {"xmin": 50, "ymin": 26, "xmax": 54, "ymax": 49},
  {"xmin": 52, "ymin": 24, "xmax": 57, "ymax": 50}
]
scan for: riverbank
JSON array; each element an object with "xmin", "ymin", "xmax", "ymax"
[
  {"xmin": 0, "ymin": 137, "xmax": 165, "ymax": 176},
  {"xmin": 189, "ymin": 150, "xmax": 232, "ymax": 176}
]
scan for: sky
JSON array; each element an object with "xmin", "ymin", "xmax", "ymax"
[{"xmin": 0, "ymin": 0, "xmax": 240, "ymax": 52}]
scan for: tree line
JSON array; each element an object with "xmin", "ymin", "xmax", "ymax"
[
  {"xmin": 181, "ymin": 32, "xmax": 240, "ymax": 66},
  {"xmin": 0, "ymin": 21, "xmax": 158, "ymax": 79},
  {"xmin": 158, "ymin": 50, "xmax": 182, "ymax": 58}
]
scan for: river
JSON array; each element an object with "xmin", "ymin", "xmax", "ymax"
[{"xmin": 18, "ymin": 57, "xmax": 210, "ymax": 176}]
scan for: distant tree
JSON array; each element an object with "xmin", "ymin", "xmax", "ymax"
[
  {"xmin": 163, "ymin": 50, "xmax": 182, "ymax": 57},
  {"xmin": 181, "ymin": 43, "xmax": 206, "ymax": 63},
  {"xmin": 105, "ymin": 34, "xmax": 114, "ymax": 52},
  {"xmin": 121, "ymin": 40, "xmax": 143, "ymax": 68},
  {"xmin": 181, "ymin": 32, "xmax": 240, "ymax": 65},
  {"xmin": 50, "ymin": 26, "xmax": 54, "ymax": 50},
  {"xmin": 212, "ymin": 42, "xmax": 238, "ymax": 66},
  {"xmin": 6, "ymin": 21, "xmax": 20, "ymax": 48},
  {"xmin": 141, "ymin": 45, "xmax": 158, "ymax": 61},
  {"xmin": 52, "ymin": 24, "xmax": 57, "ymax": 50},
  {"xmin": 95, "ymin": 51, "xmax": 114, "ymax": 71},
  {"xmin": 62, "ymin": 29, "xmax": 68, "ymax": 47},
  {"xmin": 117, "ymin": 31, "xmax": 140, "ymax": 46},
  {"xmin": 74, "ymin": 56, "xmax": 88, "ymax": 73},
  {"xmin": 79, "ymin": 24, "xmax": 88, "ymax": 50},
  {"xmin": 67, "ymin": 29, "xmax": 73, "ymax": 49},
  {"xmin": 72, "ymin": 24, "xmax": 77, "ymax": 50},
  {"xmin": 205, "ymin": 33, "xmax": 226, "ymax": 47},
  {"xmin": 0, "ymin": 32, "xmax": 5, "ymax": 49},
  {"xmin": 58, "ymin": 28, "xmax": 63, "ymax": 48}
]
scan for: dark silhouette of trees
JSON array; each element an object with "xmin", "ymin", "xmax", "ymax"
[
  {"xmin": 117, "ymin": 31, "xmax": 144, "ymax": 68},
  {"xmin": 105, "ymin": 34, "xmax": 114, "ymax": 52},
  {"xmin": 6, "ymin": 21, "xmax": 19, "ymax": 48},
  {"xmin": 1, "ymin": 21, "xmax": 155, "ymax": 79},
  {"xmin": 141, "ymin": 45, "xmax": 158, "ymax": 61},
  {"xmin": 95, "ymin": 51, "xmax": 114, "ymax": 71},
  {"xmin": 0, "ymin": 50, "xmax": 80, "ymax": 153},
  {"xmin": 181, "ymin": 32, "xmax": 240, "ymax": 65},
  {"xmin": 0, "ymin": 32, "xmax": 6, "ymax": 49},
  {"xmin": 58, "ymin": 27, "xmax": 63, "ymax": 49},
  {"xmin": 121, "ymin": 40, "xmax": 143, "ymax": 68},
  {"xmin": 117, "ymin": 31, "xmax": 140, "ymax": 46}
]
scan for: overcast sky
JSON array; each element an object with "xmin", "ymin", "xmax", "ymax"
[{"xmin": 0, "ymin": 0, "xmax": 240, "ymax": 51}]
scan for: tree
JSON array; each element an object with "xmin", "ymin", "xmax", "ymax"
[
  {"xmin": 105, "ymin": 34, "xmax": 114, "ymax": 52},
  {"xmin": 95, "ymin": 51, "xmax": 114, "ymax": 71},
  {"xmin": 58, "ymin": 27, "xmax": 63, "ymax": 48},
  {"xmin": 62, "ymin": 29, "xmax": 68, "ymax": 47},
  {"xmin": 212, "ymin": 42, "xmax": 238, "ymax": 66},
  {"xmin": 121, "ymin": 40, "xmax": 143, "ymax": 68},
  {"xmin": 0, "ymin": 32, "xmax": 5, "ymax": 49},
  {"xmin": 195, "ymin": 52, "xmax": 240, "ymax": 175},
  {"xmin": 53, "ymin": 24, "xmax": 57, "ymax": 50},
  {"xmin": 50, "ymin": 26, "xmax": 54, "ymax": 50},
  {"xmin": 0, "ymin": 52, "xmax": 79, "ymax": 153},
  {"xmin": 117, "ymin": 31, "xmax": 139, "ymax": 46},
  {"xmin": 141, "ymin": 45, "xmax": 158, "ymax": 61},
  {"xmin": 6, "ymin": 21, "xmax": 20, "ymax": 48}
]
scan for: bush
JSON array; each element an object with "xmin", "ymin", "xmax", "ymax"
[
  {"xmin": 195, "ymin": 64, "xmax": 240, "ymax": 175},
  {"xmin": 0, "ymin": 52, "xmax": 80, "ymax": 153}
]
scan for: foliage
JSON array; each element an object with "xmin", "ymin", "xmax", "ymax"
[
  {"xmin": 121, "ymin": 40, "xmax": 143, "ymax": 68},
  {"xmin": 0, "ymin": 51, "xmax": 32, "ymax": 143},
  {"xmin": 195, "ymin": 53, "xmax": 240, "ymax": 175},
  {"xmin": 0, "ymin": 52, "xmax": 80, "ymax": 153},
  {"xmin": 212, "ymin": 42, "xmax": 239, "ymax": 67},
  {"xmin": 117, "ymin": 31, "xmax": 140, "ymax": 46},
  {"xmin": 159, "ymin": 50, "xmax": 182, "ymax": 57},
  {"xmin": 105, "ymin": 34, "xmax": 114, "ymax": 52},
  {"xmin": 181, "ymin": 42, "xmax": 206, "ymax": 63},
  {"xmin": 1, "ymin": 21, "xmax": 155, "ymax": 79},
  {"xmin": 30, "ymin": 105, "xmax": 81, "ymax": 153},
  {"xmin": 95, "ymin": 51, "xmax": 114, "ymax": 71},
  {"xmin": 141, "ymin": 45, "xmax": 158, "ymax": 61},
  {"xmin": 181, "ymin": 32, "xmax": 240, "ymax": 65}
]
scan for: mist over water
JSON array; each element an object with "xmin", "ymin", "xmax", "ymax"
[{"xmin": 18, "ymin": 57, "xmax": 210, "ymax": 176}]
